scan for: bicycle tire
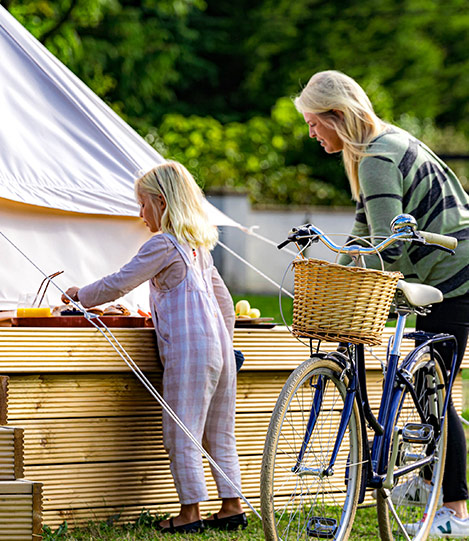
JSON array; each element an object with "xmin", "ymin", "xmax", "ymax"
[
  {"xmin": 260, "ymin": 357, "xmax": 363, "ymax": 540},
  {"xmin": 376, "ymin": 348, "xmax": 447, "ymax": 540}
]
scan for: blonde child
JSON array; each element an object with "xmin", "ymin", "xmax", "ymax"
[{"xmin": 62, "ymin": 161, "xmax": 247, "ymax": 534}]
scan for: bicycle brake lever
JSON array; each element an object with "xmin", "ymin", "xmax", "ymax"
[
  {"xmin": 412, "ymin": 232, "xmax": 455, "ymax": 255},
  {"xmin": 277, "ymin": 234, "xmax": 312, "ymax": 250},
  {"xmin": 277, "ymin": 224, "xmax": 320, "ymax": 250},
  {"xmin": 430, "ymin": 244, "xmax": 455, "ymax": 254}
]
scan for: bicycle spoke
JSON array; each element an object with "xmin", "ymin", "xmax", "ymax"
[
  {"xmin": 261, "ymin": 357, "xmax": 362, "ymax": 540},
  {"xmin": 376, "ymin": 351, "xmax": 447, "ymax": 540}
]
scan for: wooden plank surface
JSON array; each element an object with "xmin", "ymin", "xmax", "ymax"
[
  {"xmin": 0, "ymin": 376, "xmax": 7, "ymax": 425},
  {"xmin": 235, "ymin": 327, "xmax": 469, "ymax": 371},
  {"xmin": 0, "ymin": 326, "xmax": 467, "ymax": 529},
  {"xmin": 8, "ymin": 370, "xmax": 460, "ymax": 424},
  {"xmin": 0, "ymin": 328, "xmax": 159, "ymax": 373},
  {"xmin": 4, "ymin": 370, "xmax": 461, "ymax": 528},
  {"xmin": 0, "ymin": 326, "xmax": 467, "ymax": 373}
]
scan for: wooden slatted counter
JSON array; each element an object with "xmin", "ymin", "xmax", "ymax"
[{"xmin": 0, "ymin": 326, "xmax": 467, "ymax": 528}]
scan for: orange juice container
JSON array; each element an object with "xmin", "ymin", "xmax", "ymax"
[
  {"xmin": 17, "ymin": 293, "xmax": 51, "ymax": 317},
  {"xmin": 23, "ymin": 307, "xmax": 51, "ymax": 317}
]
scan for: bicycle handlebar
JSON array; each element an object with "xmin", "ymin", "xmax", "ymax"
[{"xmin": 278, "ymin": 213, "xmax": 458, "ymax": 256}]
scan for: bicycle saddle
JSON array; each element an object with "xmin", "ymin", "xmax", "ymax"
[{"xmin": 396, "ymin": 280, "xmax": 443, "ymax": 307}]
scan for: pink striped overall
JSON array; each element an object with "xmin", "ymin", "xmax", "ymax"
[{"xmin": 150, "ymin": 234, "xmax": 241, "ymax": 504}]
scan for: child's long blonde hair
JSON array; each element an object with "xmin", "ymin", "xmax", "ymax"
[
  {"xmin": 294, "ymin": 70, "xmax": 386, "ymax": 200},
  {"xmin": 135, "ymin": 161, "xmax": 218, "ymax": 250}
]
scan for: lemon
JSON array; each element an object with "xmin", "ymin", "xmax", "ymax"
[
  {"xmin": 248, "ymin": 308, "xmax": 261, "ymax": 318},
  {"xmin": 235, "ymin": 300, "xmax": 250, "ymax": 316}
]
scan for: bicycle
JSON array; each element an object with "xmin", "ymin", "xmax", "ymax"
[{"xmin": 260, "ymin": 213, "xmax": 460, "ymax": 541}]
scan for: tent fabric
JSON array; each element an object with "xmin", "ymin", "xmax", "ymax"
[
  {"xmin": 0, "ymin": 6, "xmax": 162, "ymax": 216},
  {"xmin": 0, "ymin": 6, "xmax": 241, "ymax": 227},
  {"xmin": 0, "ymin": 6, "xmax": 241, "ymax": 310},
  {"xmin": 0, "ymin": 198, "xmax": 154, "ymax": 310}
]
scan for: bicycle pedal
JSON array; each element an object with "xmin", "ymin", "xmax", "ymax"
[
  {"xmin": 402, "ymin": 422, "xmax": 434, "ymax": 444},
  {"xmin": 306, "ymin": 516, "xmax": 337, "ymax": 538}
]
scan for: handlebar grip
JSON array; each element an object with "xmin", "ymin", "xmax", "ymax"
[
  {"xmin": 420, "ymin": 231, "xmax": 458, "ymax": 250},
  {"xmin": 277, "ymin": 239, "xmax": 291, "ymax": 250}
]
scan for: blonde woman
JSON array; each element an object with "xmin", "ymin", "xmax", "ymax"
[
  {"xmin": 63, "ymin": 161, "xmax": 247, "ymax": 534},
  {"xmin": 295, "ymin": 70, "xmax": 469, "ymax": 538}
]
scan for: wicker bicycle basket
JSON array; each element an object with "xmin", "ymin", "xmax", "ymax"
[{"xmin": 292, "ymin": 258, "xmax": 403, "ymax": 346}]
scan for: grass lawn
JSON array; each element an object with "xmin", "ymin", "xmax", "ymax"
[
  {"xmin": 42, "ymin": 505, "xmax": 382, "ymax": 540},
  {"xmin": 231, "ymin": 294, "xmax": 418, "ymax": 329},
  {"xmin": 232, "ymin": 294, "xmax": 293, "ymax": 325}
]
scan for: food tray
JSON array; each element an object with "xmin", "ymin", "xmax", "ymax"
[
  {"xmin": 235, "ymin": 317, "xmax": 277, "ymax": 329},
  {"xmin": 12, "ymin": 316, "xmax": 149, "ymax": 328}
]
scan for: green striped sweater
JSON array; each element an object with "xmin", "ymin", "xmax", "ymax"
[{"xmin": 338, "ymin": 128, "xmax": 469, "ymax": 298}]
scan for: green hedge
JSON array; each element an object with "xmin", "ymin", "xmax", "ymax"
[
  {"xmin": 143, "ymin": 99, "xmax": 469, "ymax": 207},
  {"xmin": 146, "ymin": 98, "xmax": 351, "ymax": 207}
]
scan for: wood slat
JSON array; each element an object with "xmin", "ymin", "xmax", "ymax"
[
  {"xmin": 14, "ymin": 369, "xmax": 461, "ymax": 422},
  {"xmin": 0, "ymin": 481, "xmax": 42, "ymax": 540},
  {"xmin": 0, "ymin": 376, "xmax": 7, "ymax": 425},
  {"xmin": 235, "ymin": 327, "xmax": 469, "ymax": 371},
  {"xmin": 0, "ymin": 426, "xmax": 24, "ymax": 479},
  {"xmin": 1, "ymin": 327, "xmax": 468, "ymax": 373},
  {"xmin": 23, "ymin": 456, "xmax": 260, "ymax": 509},
  {"xmin": 10, "ymin": 411, "xmax": 318, "ymax": 465},
  {"xmin": 6, "ymin": 374, "xmax": 162, "ymax": 420},
  {"xmin": 0, "ymin": 328, "xmax": 160, "ymax": 373}
]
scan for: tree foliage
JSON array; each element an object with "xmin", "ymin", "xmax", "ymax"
[
  {"xmin": 4, "ymin": 0, "xmax": 469, "ymax": 204},
  {"xmin": 153, "ymin": 98, "xmax": 350, "ymax": 206}
]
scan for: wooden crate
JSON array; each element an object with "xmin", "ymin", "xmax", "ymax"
[{"xmin": 0, "ymin": 480, "xmax": 42, "ymax": 541}]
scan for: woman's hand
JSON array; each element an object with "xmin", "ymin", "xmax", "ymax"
[{"xmin": 62, "ymin": 287, "xmax": 80, "ymax": 304}]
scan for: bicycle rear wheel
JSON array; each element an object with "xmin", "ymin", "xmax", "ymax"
[
  {"xmin": 260, "ymin": 357, "xmax": 363, "ymax": 541},
  {"xmin": 376, "ymin": 348, "xmax": 447, "ymax": 540}
]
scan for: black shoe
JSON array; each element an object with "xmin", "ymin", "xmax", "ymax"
[
  {"xmin": 206, "ymin": 512, "xmax": 248, "ymax": 531},
  {"xmin": 156, "ymin": 517, "xmax": 205, "ymax": 534}
]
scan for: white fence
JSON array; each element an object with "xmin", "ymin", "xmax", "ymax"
[{"xmin": 207, "ymin": 191, "xmax": 355, "ymax": 295}]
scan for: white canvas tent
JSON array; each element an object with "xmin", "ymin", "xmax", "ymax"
[{"xmin": 0, "ymin": 6, "xmax": 241, "ymax": 311}]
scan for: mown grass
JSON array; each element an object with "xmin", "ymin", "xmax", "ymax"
[
  {"xmin": 231, "ymin": 294, "xmax": 418, "ymax": 329},
  {"xmin": 232, "ymin": 294, "xmax": 293, "ymax": 325},
  {"xmin": 42, "ymin": 505, "xmax": 382, "ymax": 540}
]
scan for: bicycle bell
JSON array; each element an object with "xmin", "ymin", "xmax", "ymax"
[{"xmin": 390, "ymin": 214, "xmax": 417, "ymax": 234}]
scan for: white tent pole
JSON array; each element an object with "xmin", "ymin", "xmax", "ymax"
[{"xmin": 0, "ymin": 229, "xmax": 262, "ymax": 520}]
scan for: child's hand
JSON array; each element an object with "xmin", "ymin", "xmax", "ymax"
[{"xmin": 62, "ymin": 287, "xmax": 80, "ymax": 304}]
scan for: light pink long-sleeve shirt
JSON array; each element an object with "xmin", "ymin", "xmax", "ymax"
[{"xmin": 78, "ymin": 233, "xmax": 235, "ymax": 336}]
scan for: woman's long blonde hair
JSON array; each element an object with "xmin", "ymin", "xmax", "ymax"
[
  {"xmin": 135, "ymin": 161, "xmax": 218, "ymax": 250},
  {"xmin": 294, "ymin": 70, "xmax": 386, "ymax": 200}
]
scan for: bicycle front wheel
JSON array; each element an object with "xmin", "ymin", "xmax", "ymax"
[
  {"xmin": 376, "ymin": 348, "xmax": 447, "ymax": 541},
  {"xmin": 260, "ymin": 356, "xmax": 363, "ymax": 541}
]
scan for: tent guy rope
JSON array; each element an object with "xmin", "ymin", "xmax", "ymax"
[
  {"xmin": 217, "ymin": 239, "xmax": 294, "ymax": 299},
  {"xmin": 0, "ymin": 229, "xmax": 262, "ymax": 521}
]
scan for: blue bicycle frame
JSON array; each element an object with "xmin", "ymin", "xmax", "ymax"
[{"xmin": 293, "ymin": 309, "xmax": 459, "ymax": 492}]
